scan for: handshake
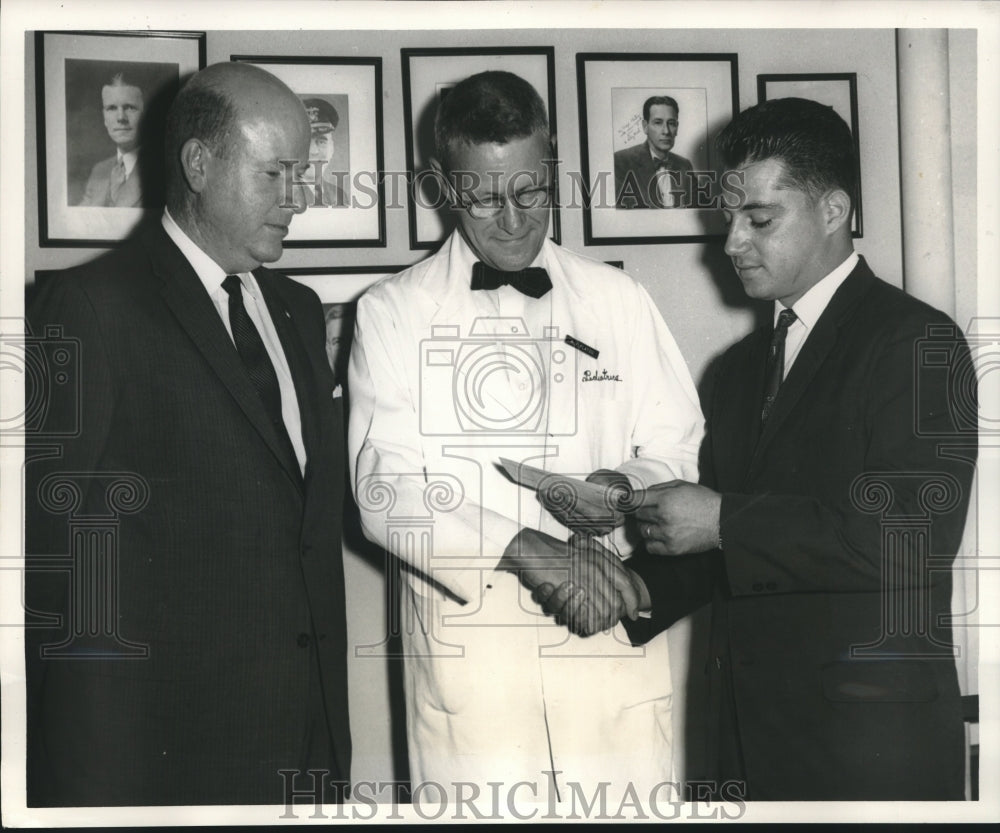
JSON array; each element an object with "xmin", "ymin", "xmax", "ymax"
[
  {"xmin": 499, "ymin": 469, "xmax": 723, "ymax": 637},
  {"xmin": 500, "ymin": 527, "xmax": 645, "ymax": 638}
]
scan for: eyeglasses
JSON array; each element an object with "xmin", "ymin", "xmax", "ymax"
[{"xmin": 448, "ymin": 184, "xmax": 556, "ymax": 219}]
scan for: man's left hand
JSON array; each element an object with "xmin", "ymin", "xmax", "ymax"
[
  {"xmin": 537, "ymin": 468, "xmax": 633, "ymax": 537},
  {"xmin": 635, "ymin": 480, "xmax": 722, "ymax": 555}
]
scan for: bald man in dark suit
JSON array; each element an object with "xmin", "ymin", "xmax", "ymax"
[{"xmin": 26, "ymin": 61, "xmax": 351, "ymax": 806}]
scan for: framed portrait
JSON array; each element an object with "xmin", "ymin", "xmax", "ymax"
[
  {"xmin": 757, "ymin": 72, "xmax": 863, "ymax": 237},
  {"xmin": 401, "ymin": 47, "xmax": 560, "ymax": 250},
  {"xmin": 284, "ymin": 265, "xmax": 404, "ymax": 379},
  {"xmin": 231, "ymin": 56, "xmax": 386, "ymax": 248},
  {"xmin": 576, "ymin": 53, "xmax": 739, "ymax": 245},
  {"xmin": 35, "ymin": 30, "xmax": 205, "ymax": 247}
]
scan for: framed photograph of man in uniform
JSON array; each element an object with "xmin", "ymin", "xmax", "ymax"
[
  {"xmin": 757, "ymin": 72, "xmax": 863, "ymax": 237},
  {"xmin": 231, "ymin": 55, "xmax": 386, "ymax": 248},
  {"xmin": 576, "ymin": 53, "xmax": 738, "ymax": 245},
  {"xmin": 35, "ymin": 30, "xmax": 204, "ymax": 247},
  {"xmin": 401, "ymin": 46, "xmax": 560, "ymax": 250}
]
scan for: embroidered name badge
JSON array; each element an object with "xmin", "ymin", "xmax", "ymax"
[
  {"xmin": 582, "ymin": 369, "xmax": 622, "ymax": 383},
  {"xmin": 565, "ymin": 335, "xmax": 599, "ymax": 359}
]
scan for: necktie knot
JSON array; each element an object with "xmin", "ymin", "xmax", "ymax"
[
  {"xmin": 222, "ymin": 274, "xmax": 244, "ymax": 297},
  {"xmin": 470, "ymin": 261, "xmax": 552, "ymax": 299},
  {"xmin": 776, "ymin": 308, "xmax": 798, "ymax": 330}
]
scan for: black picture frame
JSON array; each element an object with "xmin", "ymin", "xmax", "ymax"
[
  {"xmin": 757, "ymin": 72, "xmax": 863, "ymax": 238},
  {"xmin": 282, "ymin": 264, "xmax": 406, "ymax": 304},
  {"xmin": 231, "ymin": 55, "xmax": 387, "ymax": 248},
  {"xmin": 35, "ymin": 30, "xmax": 205, "ymax": 247},
  {"xmin": 576, "ymin": 52, "xmax": 739, "ymax": 246},
  {"xmin": 400, "ymin": 46, "xmax": 560, "ymax": 251}
]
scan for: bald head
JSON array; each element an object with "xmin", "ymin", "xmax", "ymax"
[
  {"xmin": 164, "ymin": 62, "xmax": 309, "ymax": 210},
  {"xmin": 164, "ymin": 62, "xmax": 312, "ymax": 273}
]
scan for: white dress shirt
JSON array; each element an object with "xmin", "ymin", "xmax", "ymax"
[
  {"xmin": 162, "ymin": 209, "xmax": 306, "ymax": 475},
  {"xmin": 118, "ymin": 148, "xmax": 139, "ymax": 179},
  {"xmin": 778, "ymin": 251, "xmax": 859, "ymax": 379}
]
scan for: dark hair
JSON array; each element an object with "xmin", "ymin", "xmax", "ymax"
[
  {"xmin": 434, "ymin": 70, "xmax": 549, "ymax": 170},
  {"xmin": 163, "ymin": 75, "xmax": 238, "ymax": 204},
  {"xmin": 716, "ymin": 97, "xmax": 857, "ymax": 204},
  {"xmin": 642, "ymin": 95, "xmax": 679, "ymax": 123}
]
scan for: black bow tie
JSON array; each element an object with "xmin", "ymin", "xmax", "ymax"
[{"xmin": 470, "ymin": 261, "xmax": 552, "ymax": 299}]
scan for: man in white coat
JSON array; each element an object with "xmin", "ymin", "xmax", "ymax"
[{"xmin": 348, "ymin": 71, "xmax": 703, "ymax": 808}]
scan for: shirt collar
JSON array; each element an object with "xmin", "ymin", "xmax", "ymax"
[
  {"xmin": 775, "ymin": 251, "xmax": 859, "ymax": 330},
  {"xmin": 162, "ymin": 208, "xmax": 255, "ymax": 299},
  {"xmin": 452, "ymin": 229, "xmax": 548, "ymax": 280},
  {"xmin": 647, "ymin": 142, "xmax": 668, "ymax": 163},
  {"xmin": 117, "ymin": 148, "xmax": 140, "ymax": 176}
]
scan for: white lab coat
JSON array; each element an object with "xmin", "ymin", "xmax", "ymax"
[{"xmin": 348, "ymin": 231, "xmax": 703, "ymax": 805}]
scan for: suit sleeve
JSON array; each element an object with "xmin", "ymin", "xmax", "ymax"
[
  {"xmin": 79, "ymin": 161, "xmax": 107, "ymax": 207},
  {"xmin": 24, "ymin": 276, "xmax": 117, "ymax": 696},
  {"xmin": 347, "ymin": 288, "xmax": 522, "ymax": 606},
  {"xmin": 613, "ymin": 148, "xmax": 644, "ymax": 210},
  {"xmin": 26, "ymin": 277, "xmax": 117, "ymax": 552},
  {"xmin": 719, "ymin": 316, "xmax": 975, "ymax": 596},
  {"xmin": 613, "ymin": 150, "xmax": 627, "ymax": 209},
  {"xmin": 622, "ymin": 549, "xmax": 720, "ymax": 645}
]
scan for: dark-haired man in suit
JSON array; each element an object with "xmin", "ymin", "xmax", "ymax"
[
  {"xmin": 26, "ymin": 61, "xmax": 351, "ymax": 806},
  {"xmin": 614, "ymin": 95, "xmax": 693, "ymax": 209},
  {"xmin": 542, "ymin": 97, "xmax": 976, "ymax": 800}
]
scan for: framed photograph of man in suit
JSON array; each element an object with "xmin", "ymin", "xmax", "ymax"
[
  {"xmin": 576, "ymin": 53, "xmax": 739, "ymax": 245},
  {"xmin": 35, "ymin": 30, "xmax": 204, "ymax": 247},
  {"xmin": 231, "ymin": 56, "xmax": 387, "ymax": 248}
]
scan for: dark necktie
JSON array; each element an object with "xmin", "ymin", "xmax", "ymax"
[
  {"xmin": 222, "ymin": 275, "xmax": 300, "ymax": 474},
  {"xmin": 761, "ymin": 308, "xmax": 798, "ymax": 424},
  {"xmin": 470, "ymin": 261, "xmax": 552, "ymax": 299}
]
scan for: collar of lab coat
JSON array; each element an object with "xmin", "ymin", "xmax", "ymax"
[{"xmin": 424, "ymin": 231, "xmax": 600, "ymax": 342}]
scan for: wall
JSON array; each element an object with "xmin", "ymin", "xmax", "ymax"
[{"xmin": 22, "ymin": 27, "xmax": 926, "ymax": 788}]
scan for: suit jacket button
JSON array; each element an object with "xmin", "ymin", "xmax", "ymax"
[
  {"xmin": 751, "ymin": 582, "xmax": 764, "ymax": 592},
  {"xmin": 297, "ymin": 632, "xmax": 311, "ymax": 648},
  {"xmin": 766, "ymin": 581, "xmax": 777, "ymax": 591}
]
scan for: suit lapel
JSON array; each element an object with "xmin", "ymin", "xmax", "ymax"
[
  {"xmin": 713, "ymin": 329, "xmax": 769, "ymax": 491},
  {"xmin": 748, "ymin": 259, "xmax": 876, "ymax": 473},
  {"xmin": 146, "ymin": 225, "xmax": 302, "ymax": 488},
  {"xmin": 257, "ymin": 270, "xmax": 321, "ymax": 484}
]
